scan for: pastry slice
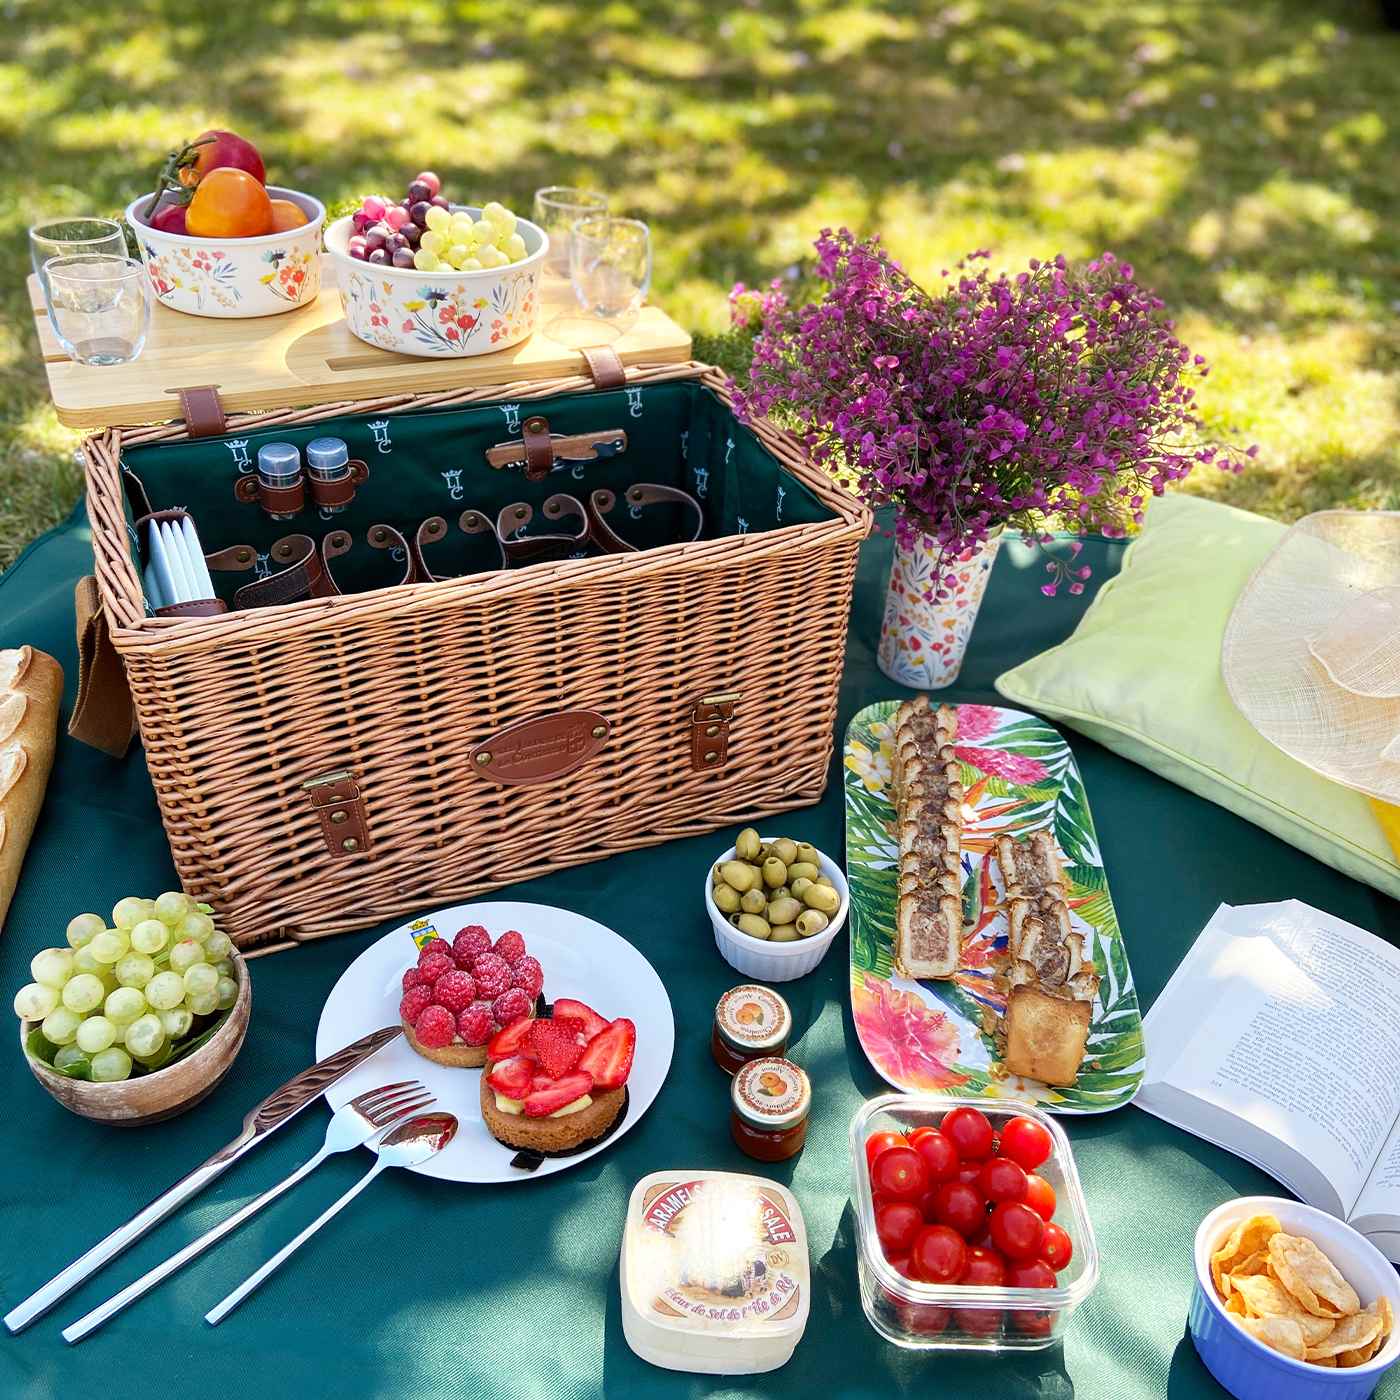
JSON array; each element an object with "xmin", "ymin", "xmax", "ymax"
[
  {"xmin": 895, "ymin": 888, "xmax": 962, "ymax": 980},
  {"xmin": 1002, "ymin": 986, "xmax": 1092, "ymax": 1088},
  {"xmin": 995, "ymin": 830, "xmax": 1066, "ymax": 900}
]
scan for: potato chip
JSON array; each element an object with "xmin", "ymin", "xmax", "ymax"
[
  {"xmin": 1313, "ymin": 1355, "xmax": 1337, "ymax": 1367},
  {"xmin": 1267, "ymin": 1233, "xmax": 1361, "ymax": 1318},
  {"xmin": 1225, "ymin": 1292, "xmax": 1247, "ymax": 1316},
  {"xmin": 1304, "ymin": 1304, "xmax": 1385, "ymax": 1360},
  {"xmin": 1229, "ymin": 1274, "xmax": 1337, "ymax": 1347},
  {"xmin": 1235, "ymin": 1314, "xmax": 1307, "ymax": 1360},
  {"xmin": 1211, "ymin": 1214, "xmax": 1281, "ymax": 1296},
  {"xmin": 1338, "ymin": 1336, "xmax": 1381, "ymax": 1368}
]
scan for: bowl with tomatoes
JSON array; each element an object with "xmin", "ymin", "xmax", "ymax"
[{"xmin": 850, "ymin": 1094, "xmax": 1099, "ymax": 1350}]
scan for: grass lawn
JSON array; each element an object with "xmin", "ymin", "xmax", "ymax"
[{"xmin": 1, "ymin": 0, "xmax": 1396, "ymax": 567}]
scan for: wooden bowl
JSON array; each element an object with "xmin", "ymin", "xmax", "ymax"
[{"xmin": 19, "ymin": 948, "xmax": 252, "ymax": 1126}]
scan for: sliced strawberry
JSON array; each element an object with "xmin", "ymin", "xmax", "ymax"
[
  {"xmin": 528, "ymin": 1019, "xmax": 584, "ymax": 1078},
  {"xmin": 523, "ymin": 1071, "xmax": 593, "ymax": 1117},
  {"xmin": 553, "ymin": 1015, "xmax": 588, "ymax": 1042},
  {"xmin": 552, "ymin": 998, "xmax": 608, "ymax": 1040},
  {"xmin": 531, "ymin": 1074, "xmax": 553, "ymax": 1092},
  {"xmin": 487, "ymin": 1017, "xmax": 536, "ymax": 1061},
  {"xmin": 577, "ymin": 1017, "xmax": 636, "ymax": 1089},
  {"xmin": 486, "ymin": 1055, "xmax": 534, "ymax": 1099}
]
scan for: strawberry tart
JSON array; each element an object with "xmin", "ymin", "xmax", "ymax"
[
  {"xmin": 399, "ymin": 925, "xmax": 544, "ymax": 1068},
  {"xmin": 480, "ymin": 997, "xmax": 636, "ymax": 1153}
]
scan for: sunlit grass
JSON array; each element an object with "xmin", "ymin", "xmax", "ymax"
[{"xmin": 1, "ymin": 0, "xmax": 1396, "ymax": 565}]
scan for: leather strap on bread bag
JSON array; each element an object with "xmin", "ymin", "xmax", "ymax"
[{"xmin": 68, "ymin": 576, "xmax": 137, "ymax": 757}]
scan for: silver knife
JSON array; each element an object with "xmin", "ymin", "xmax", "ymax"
[{"xmin": 3, "ymin": 1024, "xmax": 402, "ymax": 1334}]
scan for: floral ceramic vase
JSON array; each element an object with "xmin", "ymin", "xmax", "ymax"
[{"xmin": 876, "ymin": 524, "xmax": 1003, "ymax": 689}]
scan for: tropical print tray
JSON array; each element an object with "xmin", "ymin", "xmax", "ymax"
[{"xmin": 844, "ymin": 701, "xmax": 1144, "ymax": 1113}]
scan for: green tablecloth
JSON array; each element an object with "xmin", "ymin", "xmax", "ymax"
[{"xmin": 2, "ymin": 509, "xmax": 1397, "ymax": 1400}]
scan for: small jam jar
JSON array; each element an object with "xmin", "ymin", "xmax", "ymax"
[
  {"xmin": 730, "ymin": 1057, "xmax": 811, "ymax": 1162},
  {"xmin": 711, "ymin": 984, "xmax": 792, "ymax": 1075}
]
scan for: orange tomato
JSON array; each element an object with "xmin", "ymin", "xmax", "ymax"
[
  {"xmin": 185, "ymin": 167, "xmax": 273, "ymax": 238},
  {"xmin": 268, "ymin": 198, "xmax": 309, "ymax": 231}
]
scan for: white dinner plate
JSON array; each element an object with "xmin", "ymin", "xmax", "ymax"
[{"xmin": 314, "ymin": 901, "xmax": 675, "ymax": 1184}]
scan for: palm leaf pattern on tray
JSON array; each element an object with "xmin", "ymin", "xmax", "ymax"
[{"xmin": 844, "ymin": 701, "xmax": 1145, "ymax": 1113}]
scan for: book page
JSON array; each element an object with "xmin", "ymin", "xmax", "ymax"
[{"xmin": 1352, "ymin": 1119, "xmax": 1400, "ymax": 1241}]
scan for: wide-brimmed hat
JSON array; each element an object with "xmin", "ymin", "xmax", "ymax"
[{"xmin": 1222, "ymin": 510, "xmax": 1400, "ymax": 806}]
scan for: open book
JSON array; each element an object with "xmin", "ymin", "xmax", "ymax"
[{"xmin": 1136, "ymin": 900, "xmax": 1400, "ymax": 1263}]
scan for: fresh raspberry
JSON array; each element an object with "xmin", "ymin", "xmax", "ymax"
[
  {"xmin": 493, "ymin": 930, "xmax": 526, "ymax": 965},
  {"xmin": 418, "ymin": 952, "xmax": 455, "ymax": 985},
  {"xmin": 510, "ymin": 955, "xmax": 543, "ymax": 999},
  {"xmin": 399, "ymin": 985, "xmax": 433, "ymax": 1023},
  {"xmin": 452, "ymin": 925, "xmax": 492, "ymax": 965},
  {"xmin": 414, "ymin": 1004, "xmax": 455, "ymax": 1048},
  {"xmin": 418, "ymin": 939, "xmax": 449, "ymax": 965},
  {"xmin": 471, "ymin": 952, "xmax": 512, "ymax": 998},
  {"xmin": 528, "ymin": 1019, "xmax": 584, "ymax": 1078},
  {"xmin": 492, "ymin": 988, "xmax": 532, "ymax": 1025},
  {"xmin": 457, "ymin": 1004, "xmax": 493, "ymax": 1045},
  {"xmin": 433, "ymin": 969, "xmax": 476, "ymax": 1013},
  {"xmin": 402, "ymin": 967, "xmax": 424, "ymax": 993}
]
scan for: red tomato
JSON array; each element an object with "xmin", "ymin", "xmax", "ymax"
[
  {"xmin": 865, "ymin": 1130, "xmax": 906, "ymax": 1169},
  {"xmin": 955, "ymin": 1163, "xmax": 984, "ymax": 1186},
  {"xmin": 959, "ymin": 1245, "xmax": 1007, "ymax": 1288},
  {"xmin": 932, "ymin": 1181, "xmax": 986, "ymax": 1239},
  {"xmin": 885, "ymin": 1254, "xmax": 911, "ymax": 1279},
  {"xmin": 1040, "ymin": 1221, "xmax": 1073, "ymax": 1272},
  {"xmin": 906, "ymin": 1125, "xmax": 940, "ymax": 1149},
  {"xmin": 871, "ymin": 1146, "xmax": 929, "ymax": 1202},
  {"xmin": 978, "ymin": 1156, "xmax": 1028, "ymax": 1204},
  {"xmin": 876, "ymin": 1202, "xmax": 924, "ymax": 1257},
  {"xmin": 941, "ymin": 1105, "xmax": 995, "ymax": 1160},
  {"xmin": 951, "ymin": 1304, "xmax": 1002, "ymax": 1336},
  {"xmin": 910, "ymin": 1128, "xmax": 960, "ymax": 1186},
  {"xmin": 916, "ymin": 1188, "xmax": 940, "ymax": 1221},
  {"xmin": 989, "ymin": 1202, "xmax": 1046, "ymax": 1262},
  {"xmin": 911, "ymin": 1224, "xmax": 967, "ymax": 1283},
  {"xmin": 1012, "ymin": 1309, "xmax": 1054, "ymax": 1337},
  {"xmin": 1005, "ymin": 1258, "xmax": 1056, "ymax": 1289},
  {"xmin": 1023, "ymin": 1172, "xmax": 1056, "ymax": 1222},
  {"xmin": 999, "ymin": 1115, "xmax": 1053, "ymax": 1171},
  {"xmin": 897, "ymin": 1301, "xmax": 950, "ymax": 1335}
]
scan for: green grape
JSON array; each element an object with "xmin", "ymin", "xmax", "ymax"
[
  {"xmin": 215, "ymin": 975, "xmax": 239, "ymax": 1011},
  {"xmin": 53, "ymin": 1044, "xmax": 92, "ymax": 1077},
  {"xmin": 13, "ymin": 981, "xmax": 59, "ymax": 1020},
  {"xmin": 213, "ymin": 959, "xmax": 234, "ymax": 978},
  {"xmin": 133, "ymin": 1040, "xmax": 172, "ymax": 1070},
  {"xmin": 123, "ymin": 1013, "xmax": 165, "ymax": 1059},
  {"xmin": 60, "ymin": 972, "xmax": 106, "ymax": 1014},
  {"xmin": 504, "ymin": 232, "xmax": 526, "ymax": 262},
  {"xmin": 111, "ymin": 896, "xmax": 147, "ymax": 930},
  {"xmin": 65, "ymin": 912, "xmax": 105, "ymax": 949},
  {"xmin": 115, "ymin": 952, "xmax": 155, "ymax": 988},
  {"xmin": 31, "ymin": 947, "xmax": 74, "ymax": 988},
  {"xmin": 178, "ymin": 912, "xmax": 215, "ymax": 944},
  {"xmin": 413, "ymin": 249, "xmax": 441, "ymax": 271},
  {"xmin": 477, "ymin": 244, "xmax": 507, "ymax": 269},
  {"xmin": 159, "ymin": 1007, "xmax": 193, "ymax": 1039},
  {"xmin": 104, "ymin": 986, "xmax": 146, "ymax": 1026},
  {"xmin": 72, "ymin": 945, "xmax": 103, "ymax": 976},
  {"xmin": 41, "ymin": 1006, "xmax": 82, "ymax": 1045},
  {"xmin": 169, "ymin": 939, "xmax": 206, "ymax": 973},
  {"xmin": 423, "ymin": 205, "xmax": 450, "ymax": 231},
  {"xmin": 75, "ymin": 1014, "xmax": 118, "ymax": 1054},
  {"xmin": 154, "ymin": 890, "xmax": 193, "ymax": 924},
  {"xmin": 90, "ymin": 1047, "xmax": 132, "ymax": 1082},
  {"xmin": 88, "ymin": 929, "xmax": 129, "ymax": 965},
  {"xmin": 419, "ymin": 229, "xmax": 445, "ymax": 255},
  {"xmin": 145, "ymin": 970, "xmax": 186, "ymax": 1011},
  {"xmin": 183, "ymin": 963, "xmax": 219, "ymax": 999},
  {"xmin": 185, "ymin": 988, "xmax": 218, "ymax": 1017},
  {"xmin": 204, "ymin": 931, "xmax": 232, "ymax": 961},
  {"xmin": 130, "ymin": 918, "xmax": 170, "ymax": 955}
]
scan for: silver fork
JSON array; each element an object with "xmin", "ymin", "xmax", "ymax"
[{"xmin": 62, "ymin": 1081, "xmax": 433, "ymax": 1344}]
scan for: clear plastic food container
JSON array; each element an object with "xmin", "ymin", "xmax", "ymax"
[{"xmin": 850, "ymin": 1094, "xmax": 1099, "ymax": 1351}]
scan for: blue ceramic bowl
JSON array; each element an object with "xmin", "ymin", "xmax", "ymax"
[{"xmin": 1190, "ymin": 1197, "xmax": 1400, "ymax": 1400}]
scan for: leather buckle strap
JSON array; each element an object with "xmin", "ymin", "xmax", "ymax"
[
  {"xmin": 521, "ymin": 415, "xmax": 554, "ymax": 482},
  {"xmin": 586, "ymin": 483, "xmax": 704, "ymax": 555},
  {"xmin": 235, "ymin": 474, "xmax": 306, "ymax": 514},
  {"xmin": 581, "ymin": 345, "xmax": 626, "ymax": 390},
  {"xmin": 173, "ymin": 385, "xmax": 227, "ymax": 439}
]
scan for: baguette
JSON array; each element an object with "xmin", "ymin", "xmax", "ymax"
[{"xmin": 0, "ymin": 647, "xmax": 63, "ymax": 935}]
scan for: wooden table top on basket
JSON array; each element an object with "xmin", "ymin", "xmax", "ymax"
[{"xmin": 26, "ymin": 258, "xmax": 693, "ymax": 429}]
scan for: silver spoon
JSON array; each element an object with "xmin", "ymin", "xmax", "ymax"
[{"xmin": 205, "ymin": 1112, "xmax": 458, "ymax": 1326}]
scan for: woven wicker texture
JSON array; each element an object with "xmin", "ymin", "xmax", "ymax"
[{"xmin": 83, "ymin": 364, "xmax": 870, "ymax": 952}]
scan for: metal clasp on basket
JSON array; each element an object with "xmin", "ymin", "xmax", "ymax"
[
  {"xmin": 302, "ymin": 768, "xmax": 372, "ymax": 858},
  {"xmin": 690, "ymin": 692, "xmax": 739, "ymax": 771}
]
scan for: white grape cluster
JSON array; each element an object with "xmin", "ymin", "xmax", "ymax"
[
  {"xmin": 13, "ymin": 892, "xmax": 239, "ymax": 1083},
  {"xmin": 415, "ymin": 201, "xmax": 526, "ymax": 273}
]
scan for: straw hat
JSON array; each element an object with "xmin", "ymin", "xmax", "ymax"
[{"xmin": 1222, "ymin": 510, "xmax": 1400, "ymax": 809}]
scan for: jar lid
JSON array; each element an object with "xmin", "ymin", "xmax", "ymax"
[
  {"xmin": 305, "ymin": 436, "xmax": 349, "ymax": 474},
  {"xmin": 714, "ymin": 985, "xmax": 791, "ymax": 1054},
  {"xmin": 256, "ymin": 441, "xmax": 301, "ymax": 480},
  {"xmin": 731, "ymin": 1058, "xmax": 810, "ymax": 1131}
]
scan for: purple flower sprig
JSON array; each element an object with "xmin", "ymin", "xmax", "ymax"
[{"xmin": 731, "ymin": 230, "xmax": 1256, "ymax": 597}]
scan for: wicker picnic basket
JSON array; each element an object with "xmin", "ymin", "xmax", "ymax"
[{"xmin": 77, "ymin": 361, "xmax": 870, "ymax": 954}]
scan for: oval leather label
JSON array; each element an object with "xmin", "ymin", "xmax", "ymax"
[{"xmin": 469, "ymin": 710, "xmax": 609, "ymax": 786}]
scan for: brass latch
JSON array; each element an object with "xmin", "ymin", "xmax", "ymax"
[
  {"xmin": 302, "ymin": 769, "xmax": 372, "ymax": 858},
  {"xmin": 690, "ymin": 692, "xmax": 739, "ymax": 771}
]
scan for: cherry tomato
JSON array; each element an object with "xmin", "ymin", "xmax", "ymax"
[
  {"xmin": 932, "ymin": 1180, "xmax": 986, "ymax": 1238},
  {"xmin": 989, "ymin": 1202, "xmax": 1046, "ymax": 1262},
  {"xmin": 978, "ymin": 1156, "xmax": 1028, "ymax": 1204},
  {"xmin": 951, "ymin": 1304, "xmax": 1002, "ymax": 1336},
  {"xmin": 959, "ymin": 1245, "xmax": 1007, "ymax": 1288},
  {"xmin": 1040, "ymin": 1221, "xmax": 1073, "ymax": 1272},
  {"xmin": 916, "ymin": 1188, "xmax": 941, "ymax": 1222},
  {"xmin": 885, "ymin": 1254, "xmax": 911, "ymax": 1280},
  {"xmin": 870, "ymin": 1146, "xmax": 929, "ymax": 1202},
  {"xmin": 1023, "ymin": 1172, "xmax": 1056, "ymax": 1222},
  {"xmin": 1005, "ymin": 1258, "xmax": 1056, "ymax": 1289},
  {"xmin": 911, "ymin": 1224, "xmax": 967, "ymax": 1283},
  {"xmin": 906, "ymin": 1125, "xmax": 940, "ymax": 1149},
  {"xmin": 865, "ymin": 1130, "xmax": 906, "ymax": 1170},
  {"xmin": 897, "ymin": 1301, "xmax": 950, "ymax": 1335},
  {"xmin": 1012, "ymin": 1309, "xmax": 1054, "ymax": 1337},
  {"xmin": 999, "ymin": 1115, "xmax": 1053, "ymax": 1171},
  {"xmin": 941, "ymin": 1105, "xmax": 995, "ymax": 1160},
  {"xmin": 875, "ymin": 1202, "xmax": 924, "ymax": 1257},
  {"xmin": 955, "ymin": 1163, "xmax": 984, "ymax": 1186},
  {"xmin": 911, "ymin": 1128, "xmax": 960, "ymax": 1186}
]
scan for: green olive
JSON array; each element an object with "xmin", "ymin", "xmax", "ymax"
[
  {"xmin": 786, "ymin": 861, "xmax": 819, "ymax": 884},
  {"xmin": 761, "ymin": 857, "xmax": 788, "ymax": 889},
  {"xmin": 733, "ymin": 913, "xmax": 772, "ymax": 940},
  {"xmin": 769, "ymin": 924, "xmax": 800, "ymax": 942},
  {"xmin": 790, "ymin": 877, "xmax": 814, "ymax": 901},
  {"xmin": 816, "ymin": 875, "xmax": 836, "ymax": 889},
  {"xmin": 740, "ymin": 887, "xmax": 768, "ymax": 915},
  {"xmin": 770, "ymin": 886, "xmax": 791, "ymax": 901},
  {"xmin": 735, "ymin": 827, "xmax": 763, "ymax": 862},
  {"xmin": 720, "ymin": 861, "xmax": 759, "ymax": 893},
  {"xmin": 768, "ymin": 838, "xmax": 798, "ymax": 866},
  {"xmin": 766, "ymin": 896, "xmax": 802, "ymax": 925},
  {"xmin": 797, "ymin": 909, "xmax": 829, "ymax": 937},
  {"xmin": 713, "ymin": 883, "xmax": 741, "ymax": 914},
  {"xmin": 801, "ymin": 882, "xmax": 841, "ymax": 916},
  {"xmin": 795, "ymin": 842, "xmax": 820, "ymax": 866}
]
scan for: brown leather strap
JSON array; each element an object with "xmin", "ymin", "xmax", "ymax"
[
  {"xmin": 302, "ymin": 770, "xmax": 372, "ymax": 857},
  {"xmin": 174, "ymin": 385, "xmax": 226, "ymax": 439},
  {"xmin": 68, "ymin": 576, "xmax": 136, "ymax": 757},
  {"xmin": 323, "ymin": 523, "xmax": 421, "ymax": 591},
  {"xmin": 224, "ymin": 535, "xmax": 334, "ymax": 609},
  {"xmin": 586, "ymin": 483, "xmax": 705, "ymax": 555},
  {"xmin": 484, "ymin": 429, "xmax": 628, "ymax": 472},
  {"xmin": 521, "ymin": 414, "xmax": 554, "ymax": 482},
  {"xmin": 414, "ymin": 510, "xmax": 497, "ymax": 582},
  {"xmin": 690, "ymin": 691, "xmax": 739, "ymax": 771},
  {"xmin": 154, "ymin": 599, "xmax": 229, "ymax": 618},
  {"xmin": 496, "ymin": 496, "xmax": 590, "ymax": 566},
  {"xmin": 306, "ymin": 459, "xmax": 368, "ymax": 508},
  {"xmin": 234, "ymin": 474, "xmax": 307, "ymax": 514},
  {"xmin": 581, "ymin": 345, "xmax": 626, "ymax": 390}
]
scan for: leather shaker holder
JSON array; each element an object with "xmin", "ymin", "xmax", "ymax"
[
  {"xmin": 134, "ymin": 508, "xmax": 230, "ymax": 619},
  {"xmin": 233, "ymin": 458, "xmax": 369, "ymax": 514},
  {"xmin": 302, "ymin": 769, "xmax": 372, "ymax": 858},
  {"xmin": 690, "ymin": 691, "xmax": 739, "ymax": 771}
]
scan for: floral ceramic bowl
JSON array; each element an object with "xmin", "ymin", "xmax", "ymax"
[
  {"xmin": 125, "ymin": 187, "xmax": 325, "ymax": 319},
  {"xmin": 323, "ymin": 209, "xmax": 546, "ymax": 358}
]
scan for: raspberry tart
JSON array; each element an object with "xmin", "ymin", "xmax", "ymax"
[
  {"xmin": 399, "ymin": 926, "xmax": 542, "ymax": 1068},
  {"xmin": 480, "ymin": 997, "xmax": 636, "ymax": 1153}
]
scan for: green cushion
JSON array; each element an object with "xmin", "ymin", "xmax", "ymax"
[{"xmin": 995, "ymin": 493, "xmax": 1400, "ymax": 900}]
